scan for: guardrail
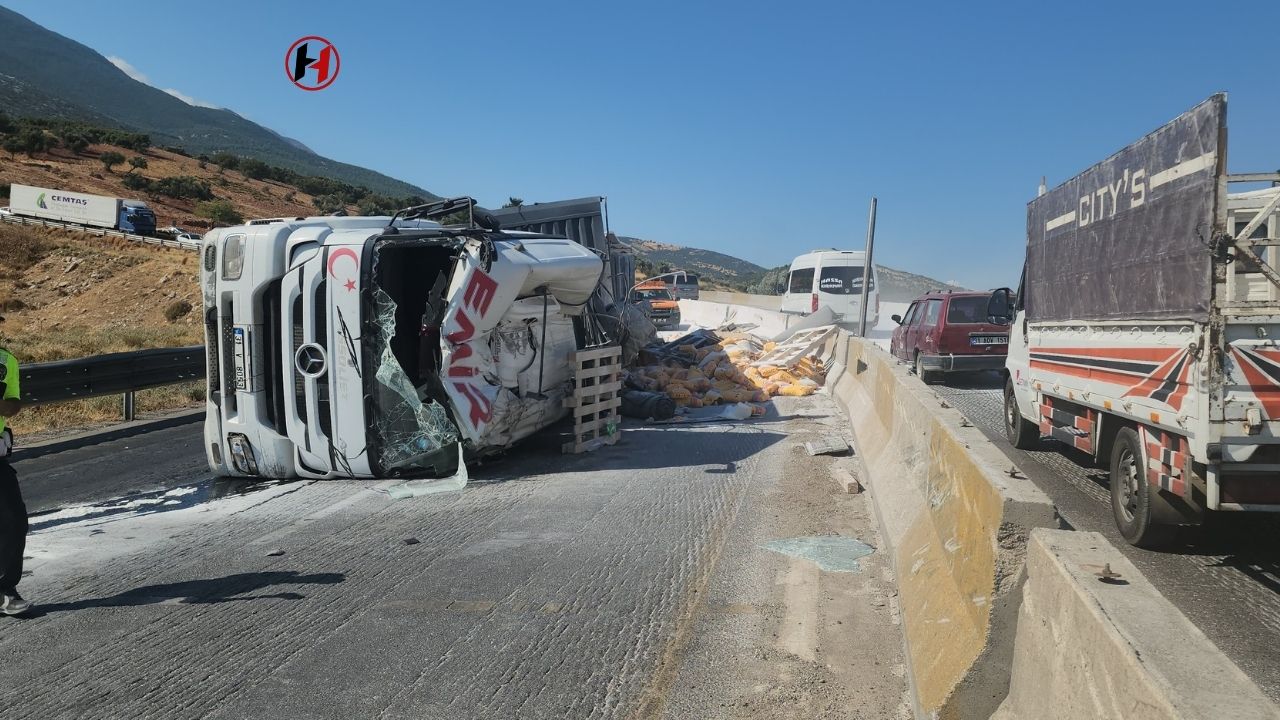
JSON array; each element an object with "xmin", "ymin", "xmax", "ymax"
[
  {"xmin": 20, "ymin": 346, "xmax": 206, "ymax": 420},
  {"xmin": 0, "ymin": 214, "xmax": 202, "ymax": 251}
]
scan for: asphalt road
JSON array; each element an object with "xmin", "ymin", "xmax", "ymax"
[
  {"xmin": 925, "ymin": 370, "xmax": 1280, "ymax": 703},
  {"xmin": 13, "ymin": 416, "xmax": 211, "ymax": 514},
  {"xmin": 1, "ymin": 397, "xmax": 909, "ymax": 720}
]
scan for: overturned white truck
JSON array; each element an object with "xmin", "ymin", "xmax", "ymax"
[{"xmin": 199, "ymin": 198, "xmax": 629, "ymax": 479}]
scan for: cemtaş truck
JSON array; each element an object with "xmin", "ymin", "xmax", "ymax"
[
  {"xmin": 1000, "ymin": 94, "xmax": 1280, "ymax": 546},
  {"xmin": 200, "ymin": 198, "xmax": 605, "ymax": 479},
  {"xmin": 7, "ymin": 183, "xmax": 156, "ymax": 236}
]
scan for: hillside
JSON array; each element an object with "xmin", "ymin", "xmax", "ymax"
[
  {"xmin": 619, "ymin": 236, "xmax": 765, "ymax": 289},
  {"xmin": 0, "ymin": 136, "xmax": 324, "ymax": 230},
  {"xmin": 0, "ymin": 5, "xmax": 433, "ymax": 199},
  {"xmin": 0, "ymin": 222, "xmax": 205, "ymax": 433},
  {"xmin": 621, "ymin": 236, "xmax": 964, "ymax": 301}
]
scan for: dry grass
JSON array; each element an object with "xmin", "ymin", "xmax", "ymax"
[
  {"xmin": 15, "ymin": 381, "xmax": 205, "ymax": 436},
  {"xmin": 8, "ymin": 324, "xmax": 203, "ymax": 363},
  {"xmin": 0, "ymin": 224, "xmax": 208, "ymax": 434}
]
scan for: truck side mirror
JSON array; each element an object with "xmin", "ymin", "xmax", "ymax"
[
  {"xmin": 891, "ymin": 314, "xmax": 902, "ymax": 325},
  {"xmin": 987, "ymin": 288, "xmax": 1015, "ymax": 325}
]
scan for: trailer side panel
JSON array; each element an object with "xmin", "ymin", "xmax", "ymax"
[{"xmin": 1025, "ymin": 95, "xmax": 1225, "ymax": 322}]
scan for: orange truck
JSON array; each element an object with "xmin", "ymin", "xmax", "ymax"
[{"xmin": 632, "ymin": 280, "xmax": 682, "ymax": 328}]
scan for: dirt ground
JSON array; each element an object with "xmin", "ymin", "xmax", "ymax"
[
  {"xmin": 0, "ymin": 223, "xmax": 207, "ymax": 432},
  {"xmin": 657, "ymin": 395, "xmax": 912, "ymax": 719}
]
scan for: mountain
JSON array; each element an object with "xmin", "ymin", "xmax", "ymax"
[
  {"xmin": 0, "ymin": 6, "xmax": 432, "ymax": 199},
  {"xmin": 618, "ymin": 237, "xmax": 768, "ymax": 288},
  {"xmin": 874, "ymin": 265, "xmax": 969, "ymax": 302},
  {"xmin": 621, "ymin": 237, "xmax": 965, "ymax": 301}
]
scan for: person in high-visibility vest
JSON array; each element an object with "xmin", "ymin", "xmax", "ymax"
[{"xmin": 0, "ymin": 313, "xmax": 32, "ymax": 616}]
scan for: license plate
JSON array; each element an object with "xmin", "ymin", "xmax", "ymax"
[
  {"xmin": 971, "ymin": 335, "xmax": 1008, "ymax": 346},
  {"xmin": 233, "ymin": 327, "xmax": 249, "ymax": 390}
]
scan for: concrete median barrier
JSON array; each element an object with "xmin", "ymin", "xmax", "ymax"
[
  {"xmin": 699, "ymin": 290, "xmax": 783, "ymax": 311},
  {"xmin": 824, "ymin": 333, "xmax": 1057, "ymax": 719},
  {"xmin": 994, "ymin": 529, "xmax": 1280, "ymax": 720}
]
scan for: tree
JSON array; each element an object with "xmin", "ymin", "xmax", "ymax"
[
  {"xmin": 121, "ymin": 173, "xmax": 151, "ymax": 192},
  {"xmin": 238, "ymin": 158, "xmax": 270, "ymax": 180},
  {"xmin": 312, "ymin": 194, "xmax": 345, "ymax": 214},
  {"xmin": 65, "ymin": 134, "xmax": 89, "ymax": 155},
  {"xmin": 503, "ymin": 197, "xmax": 524, "ymax": 208},
  {"xmin": 17, "ymin": 128, "xmax": 49, "ymax": 157},
  {"xmin": 195, "ymin": 199, "xmax": 243, "ymax": 226},
  {"xmin": 129, "ymin": 155, "xmax": 148, "ymax": 170},
  {"xmin": 152, "ymin": 175, "xmax": 213, "ymax": 200},
  {"xmin": 2, "ymin": 136, "xmax": 24, "ymax": 158},
  {"xmin": 210, "ymin": 152, "xmax": 239, "ymax": 171},
  {"xmin": 99, "ymin": 150, "xmax": 126, "ymax": 172},
  {"xmin": 657, "ymin": 263, "xmax": 671, "ymax": 275}
]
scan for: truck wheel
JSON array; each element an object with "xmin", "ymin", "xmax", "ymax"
[
  {"xmin": 1004, "ymin": 379, "xmax": 1039, "ymax": 449},
  {"xmin": 915, "ymin": 353, "xmax": 937, "ymax": 385},
  {"xmin": 1110, "ymin": 427, "xmax": 1175, "ymax": 548}
]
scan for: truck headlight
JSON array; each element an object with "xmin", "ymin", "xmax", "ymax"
[
  {"xmin": 227, "ymin": 433, "xmax": 259, "ymax": 475},
  {"xmin": 222, "ymin": 234, "xmax": 246, "ymax": 280}
]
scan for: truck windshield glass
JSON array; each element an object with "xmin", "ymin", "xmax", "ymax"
[
  {"xmin": 366, "ymin": 241, "xmax": 463, "ymax": 475},
  {"xmin": 946, "ymin": 296, "xmax": 990, "ymax": 324},
  {"xmin": 634, "ymin": 288, "xmax": 672, "ymax": 301},
  {"xmin": 819, "ymin": 265, "xmax": 875, "ymax": 294}
]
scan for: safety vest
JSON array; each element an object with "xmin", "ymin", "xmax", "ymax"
[{"xmin": 0, "ymin": 347, "xmax": 17, "ymax": 435}]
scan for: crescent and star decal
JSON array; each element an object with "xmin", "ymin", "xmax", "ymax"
[{"xmin": 327, "ymin": 247, "xmax": 359, "ymax": 292}]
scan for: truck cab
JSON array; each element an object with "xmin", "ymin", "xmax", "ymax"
[
  {"xmin": 119, "ymin": 200, "xmax": 156, "ymax": 236},
  {"xmin": 200, "ymin": 202, "xmax": 603, "ymax": 479},
  {"xmin": 631, "ymin": 280, "xmax": 681, "ymax": 328}
]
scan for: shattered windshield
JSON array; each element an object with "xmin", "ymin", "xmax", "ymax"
[{"xmin": 367, "ymin": 287, "xmax": 459, "ymax": 475}]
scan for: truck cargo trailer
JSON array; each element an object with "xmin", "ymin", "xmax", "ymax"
[{"xmin": 7, "ymin": 183, "xmax": 156, "ymax": 236}]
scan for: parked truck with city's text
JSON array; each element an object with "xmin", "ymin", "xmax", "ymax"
[{"xmin": 999, "ymin": 94, "xmax": 1280, "ymax": 546}]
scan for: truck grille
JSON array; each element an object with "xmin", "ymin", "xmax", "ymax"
[
  {"xmin": 261, "ymin": 281, "xmax": 286, "ymax": 435},
  {"xmin": 290, "ymin": 281, "xmax": 332, "ymax": 442},
  {"xmin": 205, "ymin": 307, "xmax": 220, "ymax": 407},
  {"xmin": 220, "ymin": 310, "xmax": 237, "ymax": 413}
]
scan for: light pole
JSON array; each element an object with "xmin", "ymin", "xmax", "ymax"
[{"xmin": 857, "ymin": 198, "xmax": 878, "ymax": 337}]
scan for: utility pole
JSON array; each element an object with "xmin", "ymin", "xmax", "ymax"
[{"xmin": 857, "ymin": 197, "xmax": 878, "ymax": 337}]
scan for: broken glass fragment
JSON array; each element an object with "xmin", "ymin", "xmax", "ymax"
[{"xmin": 369, "ymin": 288, "xmax": 459, "ymax": 474}]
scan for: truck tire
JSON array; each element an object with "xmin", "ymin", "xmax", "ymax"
[
  {"xmin": 1109, "ymin": 427, "xmax": 1175, "ymax": 548},
  {"xmin": 915, "ymin": 352, "xmax": 937, "ymax": 385},
  {"xmin": 1004, "ymin": 379, "xmax": 1039, "ymax": 449}
]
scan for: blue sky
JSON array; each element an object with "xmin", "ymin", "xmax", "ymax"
[{"xmin": 7, "ymin": 0, "xmax": 1280, "ymax": 288}]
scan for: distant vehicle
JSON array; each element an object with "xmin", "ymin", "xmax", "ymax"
[
  {"xmin": 176, "ymin": 232, "xmax": 202, "ymax": 242},
  {"xmin": 0, "ymin": 206, "xmax": 11, "ymax": 216},
  {"xmin": 1000, "ymin": 94, "xmax": 1280, "ymax": 546},
  {"xmin": 780, "ymin": 250, "xmax": 878, "ymax": 326},
  {"xmin": 7, "ymin": 184, "xmax": 156, "ymax": 236},
  {"xmin": 889, "ymin": 290, "xmax": 1010, "ymax": 383},
  {"xmin": 666, "ymin": 272, "xmax": 700, "ymax": 299},
  {"xmin": 632, "ymin": 280, "xmax": 681, "ymax": 328}
]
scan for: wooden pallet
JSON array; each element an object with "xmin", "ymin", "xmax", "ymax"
[
  {"xmin": 751, "ymin": 325, "xmax": 838, "ymax": 368},
  {"xmin": 563, "ymin": 346, "xmax": 623, "ymax": 454}
]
